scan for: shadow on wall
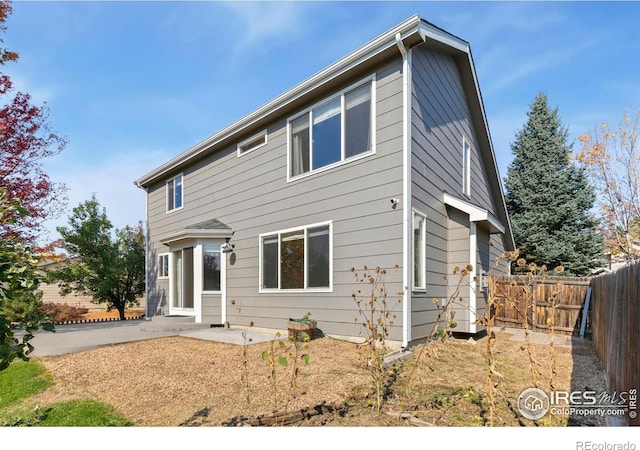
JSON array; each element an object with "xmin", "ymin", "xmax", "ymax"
[{"xmin": 146, "ymin": 249, "xmax": 166, "ymax": 318}]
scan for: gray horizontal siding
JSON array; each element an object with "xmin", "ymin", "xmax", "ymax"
[
  {"xmin": 202, "ymin": 293, "xmax": 221, "ymax": 324},
  {"xmin": 409, "ymin": 45, "xmax": 508, "ymax": 339},
  {"xmin": 146, "ymin": 58, "xmax": 406, "ymax": 341},
  {"xmin": 446, "ymin": 207, "xmax": 472, "ymax": 332}
]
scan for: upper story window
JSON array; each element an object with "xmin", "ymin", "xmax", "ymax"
[
  {"xmin": 167, "ymin": 174, "xmax": 183, "ymax": 212},
  {"xmin": 462, "ymin": 138, "xmax": 471, "ymax": 197},
  {"xmin": 288, "ymin": 77, "xmax": 375, "ymax": 180},
  {"xmin": 237, "ymin": 130, "xmax": 267, "ymax": 157}
]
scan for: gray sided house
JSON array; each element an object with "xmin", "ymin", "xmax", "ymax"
[{"xmin": 134, "ymin": 15, "xmax": 515, "ymax": 348}]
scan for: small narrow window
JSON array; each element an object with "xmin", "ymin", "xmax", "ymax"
[
  {"xmin": 203, "ymin": 245, "xmax": 221, "ymax": 291},
  {"xmin": 413, "ymin": 211, "xmax": 426, "ymax": 290},
  {"xmin": 262, "ymin": 235, "xmax": 279, "ymax": 289},
  {"xmin": 158, "ymin": 254, "xmax": 169, "ymax": 278},
  {"xmin": 167, "ymin": 174, "xmax": 183, "ymax": 212},
  {"xmin": 462, "ymin": 139, "xmax": 471, "ymax": 196},
  {"xmin": 238, "ymin": 130, "xmax": 267, "ymax": 156}
]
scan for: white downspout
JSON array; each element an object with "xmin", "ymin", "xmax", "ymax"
[
  {"xmin": 221, "ymin": 248, "xmax": 227, "ymax": 325},
  {"xmin": 139, "ymin": 184, "xmax": 151, "ymax": 320},
  {"xmin": 396, "ymin": 33, "xmax": 412, "ymax": 350}
]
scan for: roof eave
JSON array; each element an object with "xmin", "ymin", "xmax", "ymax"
[{"xmin": 159, "ymin": 228, "xmax": 233, "ymax": 246}]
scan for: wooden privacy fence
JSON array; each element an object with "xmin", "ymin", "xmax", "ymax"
[
  {"xmin": 590, "ymin": 262, "xmax": 640, "ymax": 427},
  {"xmin": 491, "ymin": 275, "xmax": 591, "ymax": 336}
]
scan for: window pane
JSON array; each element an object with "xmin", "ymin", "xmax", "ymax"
[
  {"xmin": 413, "ymin": 214, "xmax": 425, "ymax": 289},
  {"xmin": 167, "ymin": 179, "xmax": 175, "ymax": 210},
  {"xmin": 203, "ymin": 245, "xmax": 221, "ymax": 291},
  {"xmin": 239, "ymin": 133, "xmax": 266, "ymax": 154},
  {"xmin": 158, "ymin": 255, "xmax": 168, "ymax": 277},
  {"xmin": 290, "ymin": 115, "xmax": 310, "ymax": 177},
  {"xmin": 281, "ymin": 230, "xmax": 305, "ymax": 289},
  {"xmin": 308, "ymin": 226, "xmax": 330, "ymax": 288},
  {"xmin": 312, "ymin": 97, "xmax": 341, "ymax": 169},
  {"xmin": 345, "ymin": 83, "xmax": 372, "ymax": 158},
  {"xmin": 174, "ymin": 176, "xmax": 183, "ymax": 209},
  {"xmin": 182, "ymin": 247, "xmax": 194, "ymax": 308},
  {"xmin": 172, "ymin": 251, "xmax": 181, "ymax": 307},
  {"xmin": 262, "ymin": 235, "xmax": 279, "ymax": 289}
]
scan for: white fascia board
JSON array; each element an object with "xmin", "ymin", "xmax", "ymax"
[
  {"xmin": 443, "ymin": 193, "xmax": 505, "ymax": 234},
  {"xmin": 159, "ymin": 228, "xmax": 233, "ymax": 246},
  {"xmin": 135, "ymin": 15, "xmax": 424, "ymax": 188},
  {"xmin": 418, "ymin": 22, "xmax": 469, "ymax": 53}
]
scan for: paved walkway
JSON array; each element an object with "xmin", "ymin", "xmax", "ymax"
[
  {"xmin": 495, "ymin": 327, "xmax": 592, "ymax": 349},
  {"xmin": 25, "ymin": 320, "xmax": 281, "ymax": 357},
  {"xmin": 24, "ymin": 320, "xmax": 591, "ymax": 357}
]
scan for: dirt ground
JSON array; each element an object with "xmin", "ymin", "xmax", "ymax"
[{"xmin": 26, "ymin": 312, "xmax": 611, "ymax": 427}]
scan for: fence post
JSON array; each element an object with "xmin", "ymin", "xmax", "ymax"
[{"xmin": 531, "ymin": 279, "xmax": 537, "ymax": 331}]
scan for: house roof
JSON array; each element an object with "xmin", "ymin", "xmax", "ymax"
[
  {"xmin": 134, "ymin": 14, "xmax": 514, "ymax": 249},
  {"xmin": 134, "ymin": 15, "xmax": 466, "ymax": 189},
  {"xmin": 158, "ymin": 218, "xmax": 233, "ymax": 245}
]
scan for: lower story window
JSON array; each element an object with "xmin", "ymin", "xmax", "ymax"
[
  {"xmin": 203, "ymin": 244, "xmax": 221, "ymax": 291},
  {"xmin": 413, "ymin": 210, "xmax": 427, "ymax": 290},
  {"xmin": 261, "ymin": 222, "xmax": 331, "ymax": 291},
  {"xmin": 172, "ymin": 247, "xmax": 194, "ymax": 309}
]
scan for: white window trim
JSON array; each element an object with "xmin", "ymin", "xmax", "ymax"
[
  {"xmin": 158, "ymin": 253, "xmax": 169, "ymax": 279},
  {"xmin": 201, "ymin": 242, "xmax": 223, "ymax": 294},
  {"xmin": 237, "ymin": 129, "xmax": 268, "ymax": 157},
  {"xmin": 166, "ymin": 173, "xmax": 184, "ymax": 213},
  {"xmin": 168, "ymin": 248, "xmax": 196, "ymax": 315},
  {"xmin": 259, "ymin": 221, "xmax": 333, "ymax": 293},
  {"xmin": 412, "ymin": 209, "xmax": 427, "ymax": 292},
  {"xmin": 286, "ymin": 75, "xmax": 376, "ymax": 183},
  {"xmin": 462, "ymin": 138, "xmax": 471, "ymax": 197}
]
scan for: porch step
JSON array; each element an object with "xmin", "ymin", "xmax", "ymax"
[{"xmin": 139, "ymin": 315, "xmax": 211, "ymax": 332}]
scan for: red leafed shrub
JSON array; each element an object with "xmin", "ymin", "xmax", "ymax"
[{"xmin": 42, "ymin": 303, "xmax": 89, "ymax": 322}]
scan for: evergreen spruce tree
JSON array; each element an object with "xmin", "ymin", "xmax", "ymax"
[{"xmin": 504, "ymin": 92, "xmax": 603, "ymax": 276}]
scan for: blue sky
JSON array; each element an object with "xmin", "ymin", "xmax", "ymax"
[{"xmin": 3, "ymin": 1, "xmax": 639, "ymax": 243}]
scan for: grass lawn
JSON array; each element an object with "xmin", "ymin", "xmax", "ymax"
[
  {"xmin": 0, "ymin": 360, "xmax": 51, "ymax": 409},
  {"xmin": 0, "ymin": 359, "xmax": 132, "ymax": 426}
]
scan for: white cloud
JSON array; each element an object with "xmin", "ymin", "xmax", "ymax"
[
  {"xmin": 220, "ymin": 2, "xmax": 313, "ymax": 54},
  {"xmin": 481, "ymin": 34, "xmax": 601, "ymax": 97}
]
